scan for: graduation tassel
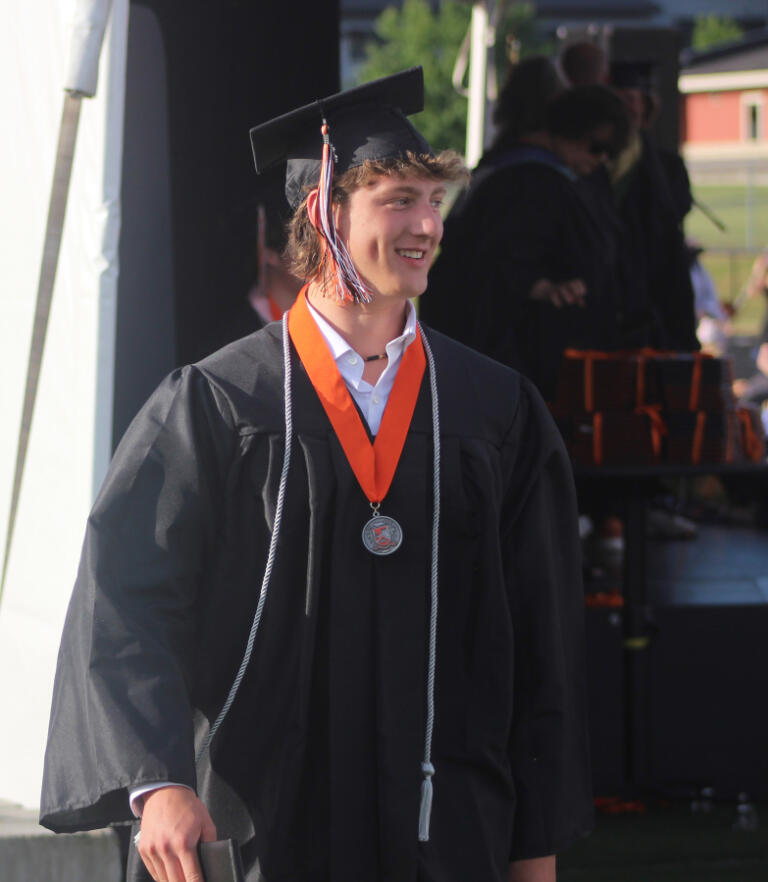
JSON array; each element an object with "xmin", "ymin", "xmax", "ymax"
[
  {"xmin": 312, "ymin": 118, "xmax": 372, "ymax": 304},
  {"xmin": 418, "ymin": 761, "xmax": 435, "ymax": 841}
]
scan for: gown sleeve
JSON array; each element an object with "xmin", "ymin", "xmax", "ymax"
[
  {"xmin": 502, "ymin": 378, "xmax": 593, "ymax": 860},
  {"xmin": 40, "ymin": 366, "xmax": 236, "ymax": 832}
]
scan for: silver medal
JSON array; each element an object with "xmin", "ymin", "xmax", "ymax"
[{"xmin": 362, "ymin": 514, "xmax": 403, "ymax": 555}]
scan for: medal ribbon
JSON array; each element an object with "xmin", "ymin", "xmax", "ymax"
[
  {"xmin": 268, "ymin": 295, "xmax": 283, "ymax": 321},
  {"xmin": 287, "ymin": 288, "xmax": 425, "ymax": 504}
]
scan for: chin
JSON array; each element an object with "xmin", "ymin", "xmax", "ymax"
[
  {"xmin": 382, "ymin": 278, "xmax": 426, "ymax": 301},
  {"xmin": 404, "ymin": 276, "xmax": 430, "ymax": 300},
  {"xmin": 400, "ymin": 285, "xmax": 427, "ymax": 301}
]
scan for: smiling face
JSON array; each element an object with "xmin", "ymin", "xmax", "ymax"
[{"xmin": 333, "ymin": 173, "xmax": 446, "ymax": 302}]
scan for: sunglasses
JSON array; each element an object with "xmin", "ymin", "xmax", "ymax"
[{"xmin": 588, "ymin": 140, "xmax": 614, "ymax": 157}]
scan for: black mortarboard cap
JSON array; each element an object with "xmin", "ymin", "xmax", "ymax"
[
  {"xmin": 610, "ymin": 60, "xmax": 657, "ymax": 92},
  {"xmin": 249, "ymin": 67, "xmax": 433, "ymax": 209}
]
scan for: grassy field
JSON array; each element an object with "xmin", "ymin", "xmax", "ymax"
[
  {"xmin": 685, "ymin": 184, "xmax": 768, "ymax": 336},
  {"xmin": 560, "ymin": 800, "xmax": 768, "ymax": 882},
  {"xmin": 686, "ymin": 184, "xmax": 768, "ymax": 251}
]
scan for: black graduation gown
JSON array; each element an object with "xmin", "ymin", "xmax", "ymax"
[
  {"xmin": 40, "ymin": 322, "xmax": 593, "ymax": 881},
  {"xmin": 576, "ymin": 166, "xmax": 658, "ymax": 349},
  {"xmin": 422, "ymin": 156, "xmax": 623, "ymax": 400},
  {"xmin": 615, "ymin": 133, "xmax": 698, "ymax": 352}
]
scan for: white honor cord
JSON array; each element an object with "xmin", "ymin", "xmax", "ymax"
[
  {"xmin": 418, "ymin": 326, "xmax": 441, "ymax": 842},
  {"xmin": 197, "ymin": 315, "xmax": 295, "ymax": 762}
]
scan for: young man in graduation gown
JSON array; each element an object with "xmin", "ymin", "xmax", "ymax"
[{"xmin": 40, "ymin": 68, "xmax": 593, "ymax": 882}]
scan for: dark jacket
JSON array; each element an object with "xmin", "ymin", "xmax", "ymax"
[{"xmin": 422, "ymin": 148, "xmax": 624, "ymax": 400}]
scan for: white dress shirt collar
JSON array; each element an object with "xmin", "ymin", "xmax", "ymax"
[
  {"xmin": 305, "ymin": 297, "xmax": 418, "ymax": 434},
  {"xmin": 306, "ymin": 297, "xmax": 417, "ymax": 364}
]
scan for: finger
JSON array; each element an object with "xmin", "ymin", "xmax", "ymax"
[
  {"xmin": 163, "ymin": 849, "xmax": 193, "ymax": 882},
  {"xmin": 142, "ymin": 839, "xmax": 183, "ymax": 882},
  {"xmin": 569, "ymin": 279, "xmax": 587, "ymax": 296},
  {"xmin": 565, "ymin": 288, "xmax": 586, "ymax": 307},
  {"xmin": 147, "ymin": 844, "xmax": 184, "ymax": 882},
  {"xmin": 178, "ymin": 846, "xmax": 206, "ymax": 882},
  {"xmin": 552, "ymin": 287, "xmax": 573, "ymax": 307},
  {"xmin": 529, "ymin": 280, "xmax": 553, "ymax": 302},
  {"xmin": 563, "ymin": 284, "xmax": 586, "ymax": 304},
  {"xmin": 200, "ymin": 817, "xmax": 218, "ymax": 842},
  {"xmin": 138, "ymin": 846, "xmax": 165, "ymax": 882}
]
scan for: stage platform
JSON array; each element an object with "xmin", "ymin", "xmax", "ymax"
[
  {"xmin": 586, "ymin": 520, "xmax": 768, "ymax": 801},
  {"xmin": 0, "ymin": 799, "xmax": 121, "ymax": 882}
]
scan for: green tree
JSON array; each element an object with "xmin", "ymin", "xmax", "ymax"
[
  {"xmin": 358, "ymin": 0, "xmax": 546, "ymax": 154},
  {"xmin": 691, "ymin": 14, "xmax": 744, "ymax": 52},
  {"xmin": 359, "ymin": 0, "xmax": 470, "ymax": 153},
  {"xmin": 494, "ymin": 3, "xmax": 551, "ymax": 76}
]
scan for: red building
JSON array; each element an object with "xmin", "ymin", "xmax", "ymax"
[{"xmin": 680, "ymin": 28, "xmax": 768, "ymax": 174}]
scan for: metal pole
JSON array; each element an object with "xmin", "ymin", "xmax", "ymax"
[
  {"xmin": 1, "ymin": 94, "xmax": 82, "ymax": 601},
  {"xmin": 465, "ymin": 2, "xmax": 489, "ymax": 168},
  {"xmin": 746, "ymin": 165, "xmax": 754, "ymax": 250},
  {"xmin": 1, "ymin": 0, "xmax": 113, "ymax": 602}
]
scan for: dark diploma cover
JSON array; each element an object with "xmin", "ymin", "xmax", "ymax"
[{"xmin": 198, "ymin": 839, "xmax": 245, "ymax": 882}]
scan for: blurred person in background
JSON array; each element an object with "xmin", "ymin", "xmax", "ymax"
[
  {"xmin": 733, "ymin": 248, "xmax": 768, "ymax": 407},
  {"xmin": 420, "ymin": 56, "xmax": 565, "ymax": 344},
  {"xmin": 687, "ymin": 240, "xmax": 729, "ymax": 355},
  {"xmin": 608, "ymin": 60, "xmax": 698, "ymax": 351},
  {"xmin": 423, "ymin": 65, "xmax": 630, "ymax": 400},
  {"xmin": 202, "ymin": 178, "xmax": 303, "ymax": 354},
  {"xmin": 560, "ymin": 46, "xmax": 698, "ymax": 351},
  {"xmin": 559, "ymin": 40, "xmax": 609, "ymax": 87}
]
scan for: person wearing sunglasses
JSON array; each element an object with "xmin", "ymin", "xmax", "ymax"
[{"xmin": 423, "ymin": 74, "xmax": 630, "ymax": 401}]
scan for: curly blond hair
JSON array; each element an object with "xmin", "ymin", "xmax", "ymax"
[{"xmin": 286, "ymin": 150, "xmax": 468, "ymax": 283}]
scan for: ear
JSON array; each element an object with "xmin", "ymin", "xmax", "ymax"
[
  {"xmin": 306, "ymin": 188, "xmax": 320, "ymax": 229},
  {"xmin": 331, "ymin": 199, "xmax": 343, "ymax": 231},
  {"xmin": 262, "ymin": 246, "xmax": 283, "ymax": 268},
  {"xmin": 307, "ymin": 187, "xmax": 344, "ymax": 237}
]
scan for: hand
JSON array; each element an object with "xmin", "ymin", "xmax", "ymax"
[
  {"xmin": 746, "ymin": 255, "xmax": 768, "ymax": 299},
  {"xmin": 137, "ymin": 786, "xmax": 217, "ymax": 882},
  {"xmin": 733, "ymin": 379, "xmax": 749, "ymax": 399},
  {"xmin": 509, "ymin": 855, "xmax": 556, "ymax": 882},
  {"xmin": 529, "ymin": 278, "xmax": 586, "ymax": 308},
  {"xmin": 756, "ymin": 343, "xmax": 768, "ymax": 378}
]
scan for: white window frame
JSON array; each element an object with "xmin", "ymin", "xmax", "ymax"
[{"xmin": 740, "ymin": 90, "xmax": 765, "ymax": 142}]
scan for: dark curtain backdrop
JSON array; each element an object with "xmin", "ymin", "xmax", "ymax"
[{"xmin": 114, "ymin": 0, "xmax": 340, "ymax": 445}]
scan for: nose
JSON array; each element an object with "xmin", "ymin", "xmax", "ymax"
[{"xmin": 411, "ymin": 202, "xmax": 443, "ymax": 239}]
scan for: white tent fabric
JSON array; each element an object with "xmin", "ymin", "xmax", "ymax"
[
  {"xmin": 66, "ymin": 0, "xmax": 114, "ymax": 96},
  {"xmin": 0, "ymin": 0, "xmax": 128, "ymax": 808}
]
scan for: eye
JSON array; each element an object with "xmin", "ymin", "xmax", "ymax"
[{"xmin": 430, "ymin": 190, "xmax": 447, "ymax": 208}]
